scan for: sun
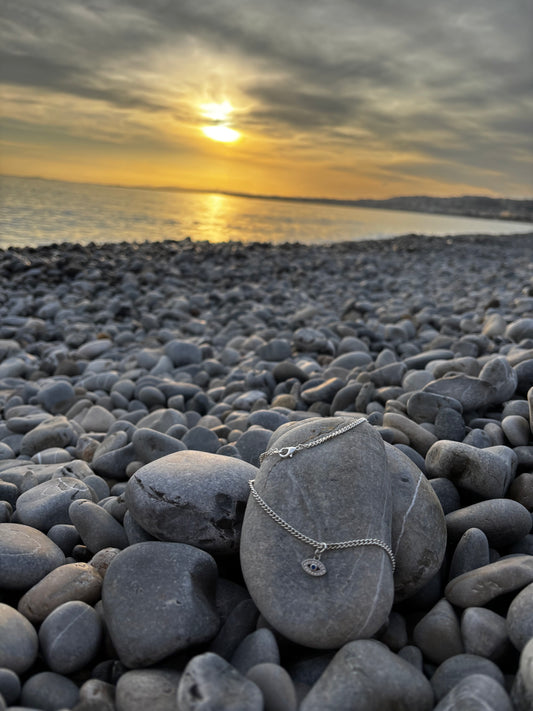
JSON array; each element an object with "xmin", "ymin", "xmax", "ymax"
[
  {"xmin": 200, "ymin": 101, "xmax": 241, "ymax": 143},
  {"xmin": 201, "ymin": 125, "xmax": 240, "ymax": 143}
]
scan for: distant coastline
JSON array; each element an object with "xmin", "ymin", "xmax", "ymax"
[
  {"xmin": 214, "ymin": 191, "xmax": 533, "ymax": 224},
  {"xmin": 3, "ymin": 173, "xmax": 533, "ymax": 224}
]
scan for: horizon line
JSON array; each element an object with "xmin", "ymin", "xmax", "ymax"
[{"xmin": 2, "ymin": 172, "xmax": 532, "ymax": 206}]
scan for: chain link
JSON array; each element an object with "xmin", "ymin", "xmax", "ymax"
[
  {"xmin": 259, "ymin": 417, "xmax": 366, "ymax": 464},
  {"xmin": 248, "ymin": 479, "xmax": 396, "ymax": 571}
]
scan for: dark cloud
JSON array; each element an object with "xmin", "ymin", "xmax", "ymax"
[{"xmin": 0, "ymin": 50, "xmax": 167, "ymax": 112}]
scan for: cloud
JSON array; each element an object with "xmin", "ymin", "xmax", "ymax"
[{"xmin": 0, "ymin": 0, "xmax": 531, "ymax": 195}]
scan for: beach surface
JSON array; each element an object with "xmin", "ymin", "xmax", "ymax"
[{"xmin": 1, "ymin": 232, "xmax": 533, "ymax": 710}]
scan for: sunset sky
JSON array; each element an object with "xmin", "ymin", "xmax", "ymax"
[{"xmin": 1, "ymin": 0, "xmax": 532, "ymax": 199}]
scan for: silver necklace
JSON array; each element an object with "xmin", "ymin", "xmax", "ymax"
[
  {"xmin": 259, "ymin": 416, "xmax": 367, "ymax": 464},
  {"xmin": 250, "ymin": 418, "xmax": 396, "ymax": 577}
]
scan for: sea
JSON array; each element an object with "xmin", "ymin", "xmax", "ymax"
[{"xmin": 1, "ymin": 175, "xmax": 531, "ymax": 249}]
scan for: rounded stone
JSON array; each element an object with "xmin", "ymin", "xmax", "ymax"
[
  {"xmin": 445, "ymin": 555, "xmax": 533, "ymax": 607},
  {"xmin": 246, "ymin": 663, "xmax": 298, "ymax": 711},
  {"xmin": 15, "ymin": 477, "xmax": 95, "ymax": 531},
  {"xmin": 502, "ymin": 415, "xmax": 531, "ymax": 446},
  {"xmin": 131, "ymin": 427, "xmax": 187, "ymax": 462},
  {"xmin": 448, "ymin": 528, "xmax": 490, "ymax": 580},
  {"xmin": 377, "ymin": 611, "xmax": 408, "ymax": 652},
  {"xmin": 431, "ymin": 654, "xmax": 505, "ymax": 702},
  {"xmin": 0, "ymin": 667, "xmax": 21, "ymax": 705},
  {"xmin": 512, "ymin": 637, "xmax": 533, "ymax": 711},
  {"xmin": 382, "ymin": 412, "xmax": 437, "ymax": 456},
  {"xmin": 164, "ymin": 339, "xmax": 202, "ymax": 366},
  {"xmin": 125, "ymin": 450, "xmax": 256, "ymax": 554},
  {"xmin": 428, "ymin": 477, "xmax": 461, "ymax": 515},
  {"xmin": 0, "ymin": 603, "xmax": 38, "ymax": 674},
  {"xmin": 234, "ymin": 426, "xmax": 273, "ymax": 467},
  {"xmin": 115, "ymin": 669, "xmax": 182, "ymax": 711},
  {"xmin": 79, "ymin": 405, "xmax": 117, "ymax": 433},
  {"xmin": 300, "ymin": 377, "xmax": 344, "ymax": 404},
  {"xmin": 412, "ymin": 598, "xmax": 464, "ymax": 665},
  {"xmin": 257, "ymin": 338, "xmax": 292, "ymax": 361},
  {"xmin": 177, "ymin": 652, "xmax": 263, "ymax": 711},
  {"xmin": 248, "ymin": 409, "xmax": 288, "ymax": 431},
  {"xmin": 445, "ymin": 499, "xmax": 531, "ymax": 548},
  {"xmin": 89, "ymin": 547, "xmax": 121, "ymax": 578},
  {"xmin": 182, "ymin": 425, "xmax": 220, "ymax": 453},
  {"xmin": 36, "ymin": 380, "xmax": 76, "ymax": 414},
  {"xmin": 209, "ymin": 598, "xmax": 259, "ymax": 660},
  {"xmin": 38, "ymin": 600, "xmax": 103, "ymax": 674},
  {"xmin": 17, "ymin": 562, "xmax": 103, "ymax": 623},
  {"xmin": 46, "ymin": 524, "xmax": 81, "ymax": 555},
  {"xmin": 385, "ymin": 443, "xmax": 446, "ymax": 601},
  {"xmin": 20, "ymin": 670, "xmax": 80, "ymax": 711},
  {"xmin": 0, "ymin": 502, "xmax": 12, "ymax": 524},
  {"xmin": 77, "ymin": 678, "xmax": 116, "ymax": 710},
  {"xmin": 0, "ymin": 523, "xmax": 65, "ymax": 590},
  {"xmin": 19, "ymin": 415, "xmax": 78, "ymax": 457},
  {"xmin": 425, "ymin": 441, "xmax": 517, "ymax": 498},
  {"xmin": 461, "ymin": 607, "xmax": 509, "ymax": 660},
  {"xmin": 102, "ymin": 541, "xmax": 219, "ymax": 668},
  {"xmin": 509, "ymin": 473, "xmax": 533, "ymax": 511},
  {"xmin": 241, "ymin": 417, "xmax": 395, "ymax": 648},
  {"xmin": 137, "ymin": 386, "xmax": 166, "ymax": 409},
  {"xmin": 505, "ymin": 318, "xmax": 533, "ymax": 342},
  {"xmin": 406, "ymin": 391, "xmax": 462, "ymax": 424},
  {"xmin": 68, "ymin": 499, "xmax": 128, "ymax": 553},
  {"xmin": 507, "ymin": 582, "xmax": 533, "ymax": 651},
  {"xmin": 230, "ymin": 628, "xmax": 280, "ymax": 676},
  {"xmin": 433, "ymin": 406, "xmax": 465, "ymax": 441},
  {"xmin": 299, "ymin": 639, "xmax": 433, "ymax": 711},
  {"xmin": 433, "ymin": 673, "xmax": 513, "ymax": 711}
]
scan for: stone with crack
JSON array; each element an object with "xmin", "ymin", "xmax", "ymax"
[{"xmin": 124, "ymin": 450, "xmax": 256, "ymax": 554}]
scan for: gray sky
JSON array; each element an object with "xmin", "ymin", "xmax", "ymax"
[{"xmin": 1, "ymin": 0, "xmax": 532, "ymax": 198}]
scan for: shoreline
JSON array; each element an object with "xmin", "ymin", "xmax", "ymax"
[{"xmin": 2, "ymin": 229, "xmax": 533, "ymax": 254}]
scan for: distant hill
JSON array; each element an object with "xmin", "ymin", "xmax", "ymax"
[
  {"xmin": 214, "ymin": 190, "xmax": 533, "ymax": 223},
  {"xmin": 116, "ymin": 179, "xmax": 533, "ymax": 223},
  {"xmin": 351, "ymin": 195, "xmax": 533, "ymax": 223}
]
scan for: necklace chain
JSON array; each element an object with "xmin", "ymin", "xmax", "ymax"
[
  {"xmin": 259, "ymin": 417, "xmax": 367, "ymax": 464},
  {"xmin": 251, "ymin": 416, "xmax": 395, "ymax": 576},
  {"xmin": 248, "ymin": 480, "xmax": 396, "ymax": 573}
]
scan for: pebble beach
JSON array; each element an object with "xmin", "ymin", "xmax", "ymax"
[{"xmin": 1, "ymin": 231, "xmax": 533, "ymax": 710}]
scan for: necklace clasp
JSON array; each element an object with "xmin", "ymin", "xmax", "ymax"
[{"xmin": 279, "ymin": 446, "xmax": 297, "ymax": 458}]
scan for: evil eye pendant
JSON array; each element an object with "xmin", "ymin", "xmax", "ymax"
[{"xmin": 302, "ymin": 558, "xmax": 326, "ymax": 576}]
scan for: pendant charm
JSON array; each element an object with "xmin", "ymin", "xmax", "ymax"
[{"xmin": 302, "ymin": 558, "xmax": 327, "ymax": 576}]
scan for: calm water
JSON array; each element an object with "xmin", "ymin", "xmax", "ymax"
[{"xmin": 1, "ymin": 175, "xmax": 531, "ymax": 248}]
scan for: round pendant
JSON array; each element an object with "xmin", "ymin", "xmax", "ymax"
[{"xmin": 302, "ymin": 558, "xmax": 326, "ymax": 576}]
